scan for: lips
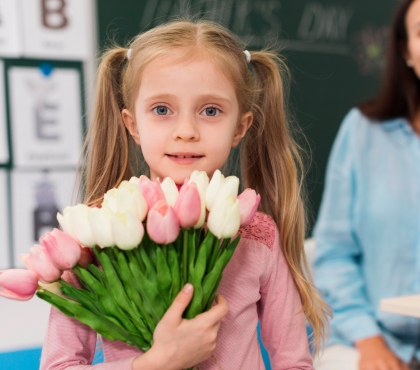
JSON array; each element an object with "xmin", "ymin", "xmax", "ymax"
[
  {"xmin": 166, "ymin": 153, "xmax": 204, "ymax": 164},
  {"xmin": 166, "ymin": 153, "xmax": 203, "ymax": 159}
]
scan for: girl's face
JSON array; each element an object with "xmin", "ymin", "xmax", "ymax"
[
  {"xmin": 123, "ymin": 53, "xmax": 252, "ymax": 184},
  {"xmin": 405, "ymin": 0, "xmax": 420, "ymax": 78}
]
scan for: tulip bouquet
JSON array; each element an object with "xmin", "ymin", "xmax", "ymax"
[{"xmin": 0, "ymin": 170, "xmax": 260, "ymax": 354}]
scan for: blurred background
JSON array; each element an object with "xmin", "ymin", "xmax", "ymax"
[{"xmin": 0, "ymin": 0, "xmax": 400, "ymax": 368}]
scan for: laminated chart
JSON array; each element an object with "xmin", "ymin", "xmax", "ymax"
[
  {"xmin": 0, "ymin": 0, "xmax": 24, "ymax": 57},
  {"xmin": 11, "ymin": 170, "xmax": 77, "ymax": 267},
  {"xmin": 0, "ymin": 61, "xmax": 8, "ymax": 164},
  {"xmin": 21, "ymin": 0, "xmax": 91, "ymax": 60},
  {"xmin": 0, "ymin": 170, "xmax": 10, "ymax": 270},
  {"xmin": 9, "ymin": 66, "xmax": 83, "ymax": 169}
]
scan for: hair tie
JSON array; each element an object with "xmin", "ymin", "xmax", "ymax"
[
  {"xmin": 126, "ymin": 48, "xmax": 132, "ymax": 61},
  {"xmin": 243, "ymin": 50, "xmax": 251, "ymax": 63}
]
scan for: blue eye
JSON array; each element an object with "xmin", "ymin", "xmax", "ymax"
[
  {"xmin": 153, "ymin": 106, "xmax": 171, "ymax": 115},
  {"xmin": 203, "ymin": 107, "xmax": 220, "ymax": 116}
]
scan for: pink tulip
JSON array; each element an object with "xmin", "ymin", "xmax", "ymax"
[
  {"xmin": 40, "ymin": 228, "xmax": 82, "ymax": 270},
  {"xmin": 238, "ymin": 189, "xmax": 261, "ymax": 227},
  {"xmin": 138, "ymin": 176, "xmax": 165, "ymax": 210},
  {"xmin": 78, "ymin": 247, "xmax": 94, "ymax": 268},
  {"xmin": 20, "ymin": 245, "xmax": 62, "ymax": 283},
  {"xmin": 147, "ymin": 200, "xmax": 180, "ymax": 244},
  {"xmin": 174, "ymin": 182, "xmax": 201, "ymax": 228},
  {"xmin": 0, "ymin": 269, "xmax": 38, "ymax": 301}
]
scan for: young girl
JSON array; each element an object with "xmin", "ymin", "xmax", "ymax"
[{"xmin": 40, "ymin": 19, "xmax": 329, "ymax": 370}]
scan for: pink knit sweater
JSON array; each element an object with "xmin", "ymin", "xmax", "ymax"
[{"xmin": 40, "ymin": 213, "xmax": 313, "ymax": 370}]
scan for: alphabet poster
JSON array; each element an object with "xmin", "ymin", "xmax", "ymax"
[
  {"xmin": 11, "ymin": 170, "xmax": 77, "ymax": 267},
  {"xmin": 0, "ymin": 61, "xmax": 8, "ymax": 164},
  {"xmin": 0, "ymin": 170, "xmax": 10, "ymax": 270},
  {"xmin": 21, "ymin": 0, "xmax": 91, "ymax": 60},
  {"xmin": 0, "ymin": 0, "xmax": 23, "ymax": 57},
  {"xmin": 9, "ymin": 66, "xmax": 83, "ymax": 169}
]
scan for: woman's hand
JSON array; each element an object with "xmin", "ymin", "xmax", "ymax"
[
  {"xmin": 132, "ymin": 283, "xmax": 229, "ymax": 370},
  {"xmin": 355, "ymin": 336, "xmax": 409, "ymax": 370}
]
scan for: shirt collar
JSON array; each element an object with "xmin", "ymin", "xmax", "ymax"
[{"xmin": 381, "ymin": 117, "xmax": 414, "ymax": 136}]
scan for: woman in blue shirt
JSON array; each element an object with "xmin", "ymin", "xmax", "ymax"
[{"xmin": 314, "ymin": 1, "xmax": 420, "ymax": 370}]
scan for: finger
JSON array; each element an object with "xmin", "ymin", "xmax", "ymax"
[
  {"xmin": 197, "ymin": 294, "xmax": 229, "ymax": 324},
  {"xmin": 161, "ymin": 283, "xmax": 193, "ymax": 326}
]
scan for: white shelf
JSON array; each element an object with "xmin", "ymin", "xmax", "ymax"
[{"xmin": 380, "ymin": 295, "xmax": 420, "ymax": 319}]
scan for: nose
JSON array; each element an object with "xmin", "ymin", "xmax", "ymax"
[{"xmin": 172, "ymin": 112, "xmax": 200, "ymax": 142}]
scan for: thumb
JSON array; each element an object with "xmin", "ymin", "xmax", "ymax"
[{"xmin": 161, "ymin": 283, "xmax": 193, "ymax": 327}]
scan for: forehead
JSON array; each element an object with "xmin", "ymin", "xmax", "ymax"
[
  {"xmin": 137, "ymin": 52, "xmax": 237, "ymax": 102},
  {"xmin": 406, "ymin": 0, "xmax": 420, "ymax": 30}
]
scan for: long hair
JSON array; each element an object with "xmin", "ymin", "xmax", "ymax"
[
  {"xmin": 81, "ymin": 19, "xmax": 330, "ymax": 352},
  {"xmin": 359, "ymin": 0, "xmax": 420, "ymax": 121}
]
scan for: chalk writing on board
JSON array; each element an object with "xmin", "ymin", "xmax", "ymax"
[{"xmin": 139, "ymin": 0, "xmax": 281, "ymax": 48}]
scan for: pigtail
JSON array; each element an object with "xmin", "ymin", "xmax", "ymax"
[
  {"xmin": 242, "ymin": 51, "xmax": 331, "ymax": 353},
  {"xmin": 81, "ymin": 48, "xmax": 134, "ymax": 206}
]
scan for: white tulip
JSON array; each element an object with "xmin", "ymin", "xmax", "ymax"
[
  {"xmin": 110, "ymin": 211, "xmax": 144, "ymax": 250},
  {"xmin": 188, "ymin": 170, "xmax": 209, "ymax": 228},
  {"xmin": 206, "ymin": 170, "xmax": 240, "ymax": 211},
  {"xmin": 57, "ymin": 204, "xmax": 96, "ymax": 248},
  {"xmin": 89, "ymin": 207, "xmax": 115, "ymax": 247},
  {"xmin": 160, "ymin": 177, "xmax": 179, "ymax": 207},
  {"xmin": 57, "ymin": 208, "xmax": 72, "ymax": 236},
  {"xmin": 102, "ymin": 189, "xmax": 118, "ymax": 213},
  {"xmin": 39, "ymin": 282, "xmax": 63, "ymax": 297},
  {"xmin": 207, "ymin": 195, "xmax": 240, "ymax": 239},
  {"xmin": 129, "ymin": 176, "xmax": 139, "ymax": 185},
  {"xmin": 102, "ymin": 181, "xmax": 148, "ymax": 221}
]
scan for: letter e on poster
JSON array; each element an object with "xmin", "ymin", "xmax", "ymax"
[{"xmin": 9, "ymin": 66, "xmax": 83, "ymax": 168}]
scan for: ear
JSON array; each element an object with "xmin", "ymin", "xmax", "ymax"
[
  {"xmin": 122, "ymin": 109, "xmax": 141, "ymax": 145},
  {"xmin": 232, "ymin": 111, "xmax": 253, "ymax": 147}
]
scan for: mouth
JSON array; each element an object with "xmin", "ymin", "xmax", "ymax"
[
  {"xmin": 166, "ymin": 153, "xmax": 204, "ymax": 159},
  {"xmin": 166, "ymin": 153, "xmax": 204, "ymax": 164}
]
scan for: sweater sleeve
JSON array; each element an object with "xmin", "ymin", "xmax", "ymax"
[
  {"xmin": 39, "ymin": 271, "xmax": 137, "ymax": 370},
  {"xmin": 313, "ymin": 109, "xmax": 381, "ymax": 342},
  {"xmin": 257, "ymin": 228, "xmax": 313, "ymax": 370}
]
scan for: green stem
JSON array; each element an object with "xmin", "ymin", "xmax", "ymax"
[{"xmin": 183, "ymin": 229, "xmax": 189, "ymax": 285}]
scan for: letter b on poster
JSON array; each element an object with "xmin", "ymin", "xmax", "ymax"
[{"xmin": 22, "ymin": 0, "xmax": 90, "ymax": 60}]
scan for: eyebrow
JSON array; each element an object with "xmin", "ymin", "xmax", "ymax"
[{"xmin": 144, "ymin": 93, "xmax": 232, "ymax": 106}]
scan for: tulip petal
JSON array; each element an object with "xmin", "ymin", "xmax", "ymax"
[
  {"xmin": 89, "ymin": 207, "xmax": 115, "ymax": 247},
  {"xmin": 161, "ymin": 177, "xmax": 179, "ymax": 207},
  {"xmin": 139, "ymin": 176, "xmax": 165, "ymax": 210},
  {"xmin": 67, "ymin": 205, "xmax": 96, "ymax": 248},
  {"xmin": 174, "ymin": 183, "xmax": 201, "ymax": 228},
  {"xmin": 0, "ymin": 289, "xmax": 35, "ymax": 301},
  {"xmin": 147, "ymin": 201, "xmax": 180, "ymax": 244},
  {"xmin": 57, "ymin": 211, "xmax": 72, "ymax": 235},
  {"xmin": 117, "ymin": 181, "xmax": 148, "ymax": 221},
  {"xmin": 238, "ymin": 189, "xmax": 261, "ymax": 227},
  {"xmin": 206, "ymin": 169, "xmax": 224, "ymax": 211},
  {"xmin": 221, "ymin": 199, "xmax": 240, "ymax": 238},
  {"xmin": 188, "ymin": 171, "xmax": 209, "ymax": 228},
  {"xmin": 41, "ymin": 229, "xmax": 82, "ymax": 270},
  {"xmin": 110, "ymin": 211, "xmax": 144, "ymax": 250},
  {"xmin": 28, "ymin": 245, "xmax": 62, "ymax": 283},
  {"xmin": 0, "ymin": 269, "xmax": 38, "ymax": 301}
]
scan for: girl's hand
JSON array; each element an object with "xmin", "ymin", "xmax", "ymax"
[
  {"xmin": 355, "ymin": 336, "xmax": 409, "ymax": 370},
  {"xmin": 132, "ymin": 283, "xmax": 229, "ymax": 370}
]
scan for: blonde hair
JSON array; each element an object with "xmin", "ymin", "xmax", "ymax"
[{"xmin": 81, "ymin": 19, "xmax": 330, "ymax": 352}]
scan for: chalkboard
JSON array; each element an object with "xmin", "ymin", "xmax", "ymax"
[{"xmin": 96, "ymin": 0, "xmax": 399, "ymax": 231}]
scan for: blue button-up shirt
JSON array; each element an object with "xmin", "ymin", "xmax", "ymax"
[{"xmin": 313, "ymin": 108, "xmax": 420, "ymax": 362}]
